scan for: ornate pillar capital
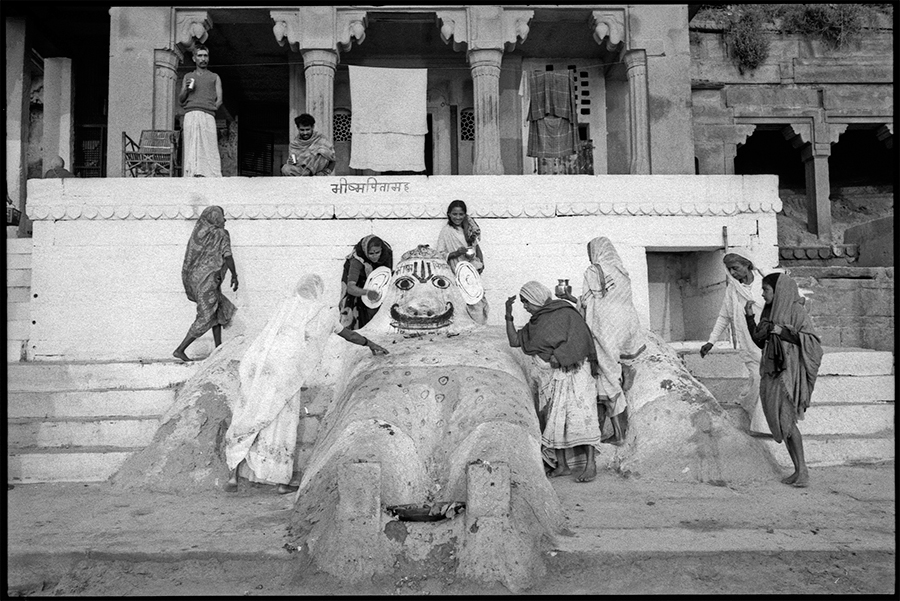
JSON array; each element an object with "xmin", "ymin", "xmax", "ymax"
[
  {"xmin": 590, "ymin": 9, "xmax": 625, "ymax": 54},
  {"xmin": 623, "ymin": 48, "xmax": 647, "ymax": 71},
  {"xmin": 272, "ymin": 8, "xmax": 366, "ymax": 56},
  {"xmin": 437, "ymin": 6, "xmax": 532, "ymax": 53},
  {"xmin": 175, "ymin": 10, "xmax": 212, "ymax": 57}
]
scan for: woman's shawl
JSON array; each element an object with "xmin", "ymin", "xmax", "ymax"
[
  {"xmin": 760, "ymin": 273, "xmax": 823, "ymax": 414},
  {"xmin": 436, "ymin": 222, "xmax": 483, "ymax": 271},
  {"xmin": 580, "ymin": 237, "xmax": 645, "ymax": 357},
  {"xmin": 517, "ymin": 299, "xmax": 597, "ymax": 368},
  {"xmin": 225, "ymin": 275, "xmax": 338, "ymax": 470},
  {"xmin": 580, "ymin": 237, "xmax": 645, "ymax": 401},
  {"xmin": 181, "ymin": 205, "xmax": 232, "ymax": 301},
  {"xmin": 342, "ymin": 235, "xmax": 394, "ymax": 283}
]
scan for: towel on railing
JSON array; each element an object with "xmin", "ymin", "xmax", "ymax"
[
  {"xmin": 349, "ymin": 66, "xmax": 428, "ymax": 171},
  {"xmin": 527, "ymin": 71, "xmax": 579, "ymax": 159}
]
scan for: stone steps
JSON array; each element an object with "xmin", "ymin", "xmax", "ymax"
[
  {"xmin": 7, "ymin": 361, "xmax": 199, "ymax": 483},
  {"xmin": 678, "ymin": 346, "xmax": 894, "ymax": 467},
  {"xmin": 6, "ymin": 238, "xmax": 32, "ymax": 363}
]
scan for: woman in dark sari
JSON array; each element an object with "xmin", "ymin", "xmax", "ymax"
[
  {"xmin": 506, "ymin": 281, "xmax": 602, "ymax": 483},
  {"xmin": 173, "ymin": 205, "xmax": 239, "ymax": 361},
  {"xmin": 339, "ymin": 235, "xmax": 393, "ymax": 330},
  {"xmin": 745, "ymin": 272, "xmax": 823, "ymax": 488}
]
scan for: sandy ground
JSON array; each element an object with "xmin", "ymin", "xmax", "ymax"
[{"xmin": 7, "ymin": 461, "xmax": 894, "ymax": 596}]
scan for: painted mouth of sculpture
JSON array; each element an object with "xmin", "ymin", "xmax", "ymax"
[{"xmin": 390, "ymin": 302, "xmax": 454, "ymax": 330}]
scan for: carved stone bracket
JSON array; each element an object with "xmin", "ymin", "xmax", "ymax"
[
  {"xmin": 175, "ymin": 11, "xmax": 212, "ymax": 57},
  {"xmin": 826, "ymin": 123, "xmax": 848, "ymax": 145},
  {"xmin": 271, "ymin": 10, "xmax": 302, "ymax": 51},
  {"xmin": 336, "ymin": 10, "xmax": 368, "ymax": 53},
  {"xmin": 436, "ymin": 7, "xmax": 532, "ymax": 53},
  {"xmin": 590, "ymin": 10, "xmax": 626, "ymax": 54},
  {"xmin": 781, "ymin": 122, "xmax": 812, "ymax": 149},
  {"xmin": 272, "ymin": 8, "xmax": 366, "ymax": 55}
]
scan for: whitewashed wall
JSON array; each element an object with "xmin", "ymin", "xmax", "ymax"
[{"xmin": 26, "ymin": 175, "xmax": 780, "ymax": 361}]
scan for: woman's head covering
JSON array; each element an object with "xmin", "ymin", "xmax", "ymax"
[
  {"xmin": 347, "ymin": 235, "xmax": 393, "ymax": 272},
  {"xmin": 199, "ymin": 205, "xmax": 225, "ymax": 228},
  {"xmin": 762, "ymin": 272, "xmax": 781, "ymax": 295},
  {"xmin": 520, "ymin": 281, "xmax": 552, "ymax": 307},
  {"xmin": 586, "ymin": 237, "xmax": 628, "ymax": 297}
]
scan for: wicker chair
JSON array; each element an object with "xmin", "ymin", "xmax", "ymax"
[{"xmin": 122, "ymin": 130, "xmax": 181, "ymax": 177}]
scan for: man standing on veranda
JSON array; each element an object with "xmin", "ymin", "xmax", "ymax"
[{"xmin": 179, "ymin": 44, "xmax": 223, "ymax": 177}]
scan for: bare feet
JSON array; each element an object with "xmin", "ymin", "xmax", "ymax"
[
  {"xmin": 173, "ymin": 350, "xmax": 192, "ymax": 362},
  {"xmin": 576, "ymin": 463, "xmax": 597, "ymax": 483},
  {"xmin": 781, "ymin": 472, "xmax": 799, "ymax": 485},
  {"xmin": 276, "ymin": 484, "xmax": 299, "ymax": 494},
  {"xmin": 548, "ymin": 466, "xmax": 571, "ymax": 478},
  {"xmin": 792, "ymin": 472, "xmax": 809, "ymax": 488}
]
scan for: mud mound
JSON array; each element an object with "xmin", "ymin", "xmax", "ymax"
[
  {"xmin": 109, "ymin": 336, "xmax": 250, "ymax": 492},
  {"xmin": 613, "ymin": 331, "xmax": 779, "ymax": 484}
]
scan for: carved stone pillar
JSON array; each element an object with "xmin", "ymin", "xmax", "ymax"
[
  {"xmin": 800, "ymin": 143, "xmax": 833, "ymax": 241},
  {"xmin": 153, "ymin": 49, "xmax": 180, "ymax": 130},
  {"xmin": 288, "ymin": 54, "xmax": 305, "ymax": 139},
  {"xmin": 624, "ymin": 50, "xmax": 650, "ymax": 174},
  {"xmin": 468, "ymin": 49, "xmax": 504, "ymax": 175},
  {"xmin": 301, "ymin": 50, "xmax": 338, "ymax": 142}
]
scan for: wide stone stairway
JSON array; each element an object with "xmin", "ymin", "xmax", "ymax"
[
  {"xmin": 680, "ymin": 347, "xmax": 895, "ymax": 467},
  {"xmin": 7, "ymin": 361, "xmax": 198, "ymax": 483}
]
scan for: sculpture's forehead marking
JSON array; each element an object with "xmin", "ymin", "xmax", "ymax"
[{"xmin": 411, "ymin": 259, "xmax": 433, "ymax": 283}]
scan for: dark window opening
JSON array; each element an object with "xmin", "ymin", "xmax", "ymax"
[{"xmin": 734, "ymin": 129, "xmax": 805, "ymax": 189}]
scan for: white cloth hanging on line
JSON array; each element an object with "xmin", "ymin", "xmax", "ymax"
[{"xmin": 349, "ymin": 66, "xmax": 428, "ymax": 172}]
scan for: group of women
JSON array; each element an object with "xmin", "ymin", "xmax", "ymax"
[{"xmin": 175, "ymin": 203, "xmax": 823, "ymax": 492}]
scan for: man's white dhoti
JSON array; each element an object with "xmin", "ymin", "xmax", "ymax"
[{"xmin": 183, "ymin": 111, "xmax": 222, "ymax": 177}]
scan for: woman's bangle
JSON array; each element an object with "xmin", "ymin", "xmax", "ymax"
[
  {"xmin": 505, "ymin": 315, "xmax": 514, "ymax": 322},
  {"xmin": 362, "ymin": 338, "xmax": 370, "ymax": 347}
]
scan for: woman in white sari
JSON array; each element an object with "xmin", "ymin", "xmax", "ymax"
[
  {"xmin": 224, "ymin": 274, "xmax": 388, "ymax": 493},
  {"xmin": 558, "ymin": 237, "xmax": 646, "ymax": 445},
  {"xmin": 700, "ymin": 248, "xmax": 773, "ymax": 435},
  {"xmin": 436, "ymin": 199, "xmax": 488, "ymax": 323}
]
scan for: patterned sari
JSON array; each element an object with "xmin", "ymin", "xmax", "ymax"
[
  {"xmin": 181, "ymin": 205, "xmax": 236, "ymax": 338},
  {"xmin": 338, "ymin": 235, "xmax": 393, "ymax": 330}
]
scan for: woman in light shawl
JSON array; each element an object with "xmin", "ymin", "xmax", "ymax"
[
  {"xmin": 700, "ymin": 248, "xmax": 771, "ymax": 435},
  {"xmin": 173, "ymin": 205, "xmax": 238, "ymax": 361},
  {"xmin": 225, "ymin": 274, "xmax": 388, "ymax": 494},
  {"xmin": 338, "ymin": 235, "xmax": 393, "ymax": 330},
  {"xmin": 436, "ymin": 200, "xmax": 484, "ymax": 273},
  {"xmin": 506, "ymin": 281, "xmax": 602, "ymax": 483},
  {"xmin": 559, "ymin": 237, "xmax": 646, "ymax": 445},
  {"xmin": 746, "ymin": 272, "xmax": 823, "ymax": 488},
  {"xmin": 436, "ymin": 200, "xmax": 488, "ymax": 323}
]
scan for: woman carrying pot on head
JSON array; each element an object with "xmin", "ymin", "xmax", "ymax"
[
  {"xmin": 746, "ymin": 272, "xmax": 822, "ymax": 487},
  {"xmin": 506, "ymin": 281, "xmax": 602, "ymax": 483},
  {"xmin": 436, "ymin": 200, "xmax": 488, "ymax": 323},
  {"xmin": 339, "ymin": 235, "xmax": 393, "ymax": 330},
  {"xmin": 700, "ymin": 248, "xmax": 772, "ymax": 435}
]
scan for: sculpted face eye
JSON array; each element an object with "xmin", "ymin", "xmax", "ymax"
[
  {"xmin": 431, "ymin": 275, "xmax": 451, "ymax": 289},
  {"xmin": 395, "ymin": 276, "xmax": 416, "ymax": 291}
]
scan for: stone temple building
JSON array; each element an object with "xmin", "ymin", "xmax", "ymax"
[{"xmin": 5, "ymin": 3, "xmax": 894, "ymax": 356}]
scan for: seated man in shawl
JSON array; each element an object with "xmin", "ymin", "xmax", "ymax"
[{"xmin": 281, "ymin": 113, "xmax": 336, "ymax": 177}]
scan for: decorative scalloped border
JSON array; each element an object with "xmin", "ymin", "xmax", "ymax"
[{"xmin": 27, "ymin": 200, "xmax": 782, "ymax": 220}]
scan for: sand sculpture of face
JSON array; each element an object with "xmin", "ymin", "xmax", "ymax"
[{"xmin": 375, "ymin": 245, "xmax": 477, "ymax": 333}]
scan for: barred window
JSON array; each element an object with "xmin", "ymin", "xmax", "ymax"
[
  {"xmin": 460, "ymin": 108, "xmax": 475, "ymax": 141},
  {"xmin": 333, "ymin": 111, "xmax": 352, "ymax": 142}
]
